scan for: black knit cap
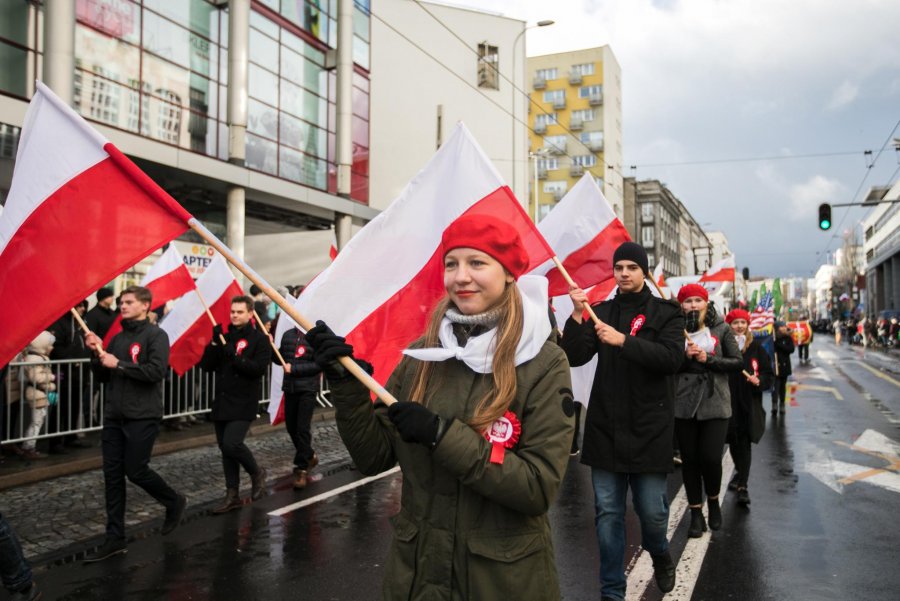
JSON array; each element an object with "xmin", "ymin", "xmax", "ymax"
[
  {"xmin": 96, "ymin": 287, "xmax": 114, "ymax": 301},
  {"xmin": 612, "ymin": 241, "xmax": 649, "ymax": 274}
]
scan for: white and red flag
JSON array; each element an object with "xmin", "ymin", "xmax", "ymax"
[
  {"xmin": 161, "ymin": 254, "xmax": 243, "ymax": 375},
  {"xmin": 0, "ymin": 82, "xmax": 192, "ymax": 368},
  {"xmin": 291, "ymin": 123, "xmax": 554, "ymax": 391},
  {"xmin": 652, "ymin": 263, "xmax": 670, "ymax": 299},
  {"xmin": 329, "ymin": 231, "xmax": 338, "ymax": 261},
  {"xmin": 267, "ymin": 291, "xmax": 300, "ymax": 425},
  {"xmin": 531, "ymin": 173, "xmax": 631, "ymax": 297},
  {"xmin": 103, "ymin": 245, "xmax": 196, "ymax": 346},
  {"xmin": 699, "ymin": 255, "xmax": 736, "ymax": 283}
]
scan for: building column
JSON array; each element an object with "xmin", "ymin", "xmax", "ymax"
[
  {"xmin": 227, "ymin": 0, "xmax": 250, "ymax": 165},
  {"xmin": 333, "ymin": 0, "xmax": 355, "ymax": 250},
  {"xmin": 43, "ymin": 0, "xmax": 75, "ymax": 104},
  {"xmin": 227, "ymin": 185, "xmax": 246, "ymax": 267}
]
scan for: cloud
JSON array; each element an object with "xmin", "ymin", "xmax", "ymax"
[
  {"xmin": 788, "ymin": 175, "xmax": 843, "ymax": 221},
  {"xmin": 826, "ymin": 81, "xmax": 859, "ymax": 111}
]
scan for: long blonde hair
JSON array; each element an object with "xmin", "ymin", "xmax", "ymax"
[{"xmin": 408, "ymin": 282, "xmax": 524, "ymax": 433}]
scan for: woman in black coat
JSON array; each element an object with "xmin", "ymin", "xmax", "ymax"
[{"xmin": 725, "ymin": 309, "xmax": 773, "ymax": 506}]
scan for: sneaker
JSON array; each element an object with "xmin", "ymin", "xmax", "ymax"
[
  {"xmin": 10, "ymin": 582, "xmax": 42, "ymax": 601},
  {"xmin": 83, "ymin": 539, "xmax": 127, "ymax": 563},
  {"xmin": 650, "ymin": 550, "xmax": 676, "ymax": 593},
  {"xmin": 162, "ymin": 494, "xmax": 186, "ymax": 535},
  {"xmin": 570, "ymin": 444, "xmax": 580, "ymax": 457},
  {"xmin": 212, "ymin": 489, "xmax": 242, "ymax": 514}
]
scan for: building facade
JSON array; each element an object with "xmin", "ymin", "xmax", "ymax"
[
  {"xmin": 0, "ymin": 0, "xmax": 378, "ymax": 284},
  {"xmin": 526, "ymin": 46, "xmax": 622, "ymax": 222},
  {"xmin": 862, "ymin": 181, "xmax": 900, "ymax": 316}
]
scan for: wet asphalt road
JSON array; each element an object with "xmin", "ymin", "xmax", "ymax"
[{"xmin": 26, "ymin": 338, "xmax": 900, "ymax": 601}]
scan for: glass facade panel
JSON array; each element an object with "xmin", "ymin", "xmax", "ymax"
[
  {"xmin": 143, "ymin": 10, "xmax": 193, "ymax": 69},
  {"xmin": 280, "ymin": 49, "xmax": 323, "ymax": 96},
  {"xmin": 0, "ymin": 0, "xmax": 30, "ymax": 45},
  {"xmin": 279, "ymin": 112, "xmax": 325, "ymax": 158},
  {"xmin": 249, "ymin": 27, "xmax": 279, "ymax": 66},
  {"xmin": 351, "ymin": 87, "xmax": 369, "ymax": 120},
  {"xmin": 247, "ymin": 98, "xmax": 278, "ymax": 140},
  {"xmin": 0, "ymin": 42, "xmax": 27, "ymax": 97},
  {"xmin": 279, "ymin": 145, "xmax": 326, "ymax": 189},
  {"xmin": 76, "ymin": 0, "xmax": 141, "ymax": 45},
  {"xmin": 249, "ymin": 63, "xmax": 278, "ymax": 107},
  {"xmin": 75, "ymin": 24, "xmax": 141, "ymax": 85},
  {"xmin": 246, "ymin": 132, "xmax": 278, "ymax": 175},
  {"xmin": 143, "ymin": 0, "xmax": 217, "ymax": 39},
  {"xmin": 353, "ymin": 36, "xmax": 369, "ymax": 71}
]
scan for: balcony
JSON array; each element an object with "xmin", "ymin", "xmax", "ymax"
[
  {"xmin": 588, "ymin": 139, "xmax": 604, "ymax": 152},
  {"xmin": 533, "ymin": 76, "xmax": 546, "ymax": 90},
  {"xmin": 546, "ymin": 140, "xmax": 566, "ymax": 154},
  {"xmin": 534, "ymin": 122, "xmax": 547, "ymax": 134},
  {"xmin": 569, "ymin": 117, "xmax": 583, "ymax": 131},
  {"xmin": 552, "ymin": 97, "xmax": 566, "ymax": 110},
  {"xmin": 570, "ymin": 164, "xmax": 584, "ymax": 177},
  {"xmin": 588, "ymin": 93, "xmax": 603, "ymax": 106},
  {"xmin": 568, "ymin": 71, "xmax": 582, "ymax": 85}
]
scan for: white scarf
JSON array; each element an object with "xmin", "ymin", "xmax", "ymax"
[
  {"xmin": 685, "ymin": 327, "xmax": 717, "ymax": 354},
  {"xmin": 735, "ymin": 334, "xmax": 747, "ymax": 350},
  {"xmin": 402, "ymin": 275, "xmax": 551, "ymax": 373}
]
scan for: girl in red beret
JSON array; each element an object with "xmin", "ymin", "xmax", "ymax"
[
  {"xmin": 674, "ymin": 284, "xmax": 743, "ymax": 537},
  {"xmin": 305, "ymin": 215, "xmax": 574, "ymax": 601},
  {"xmin": 724, "ymin": 309, "xmax": 773, "ymax": 505}
]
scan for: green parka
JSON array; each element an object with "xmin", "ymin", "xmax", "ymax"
[{"xmin": 330, "ymin": 340, "xmax": 574, "ymax": 601}]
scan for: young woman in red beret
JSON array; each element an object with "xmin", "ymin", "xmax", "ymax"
[
  {"xmin": 724, "ymin": 309, "xmax": 773, "ymax": 505},
  {"xmin": 305, "ymin": 215, "xmax": 574, "ymax": 601},
  {"xmin": 675, "ymin": 284, "xmax": 743, "ymax": 537}
]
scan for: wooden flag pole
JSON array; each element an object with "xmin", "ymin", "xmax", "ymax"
[
  {"xmin": 193, "ymin": 288, "xmax": 227, "ymax": 345},
  {"xmin": 187, "ymin": 219, "xmax": 397, "ymax": 406},
  {"xmin": 253, "ymin": 308, "xmax": 289, "ymax": 369},
  {"xmin": 70, "ymin": 308, "xmax": 106, "ymax": 357},
  {"xmin": 550, "ymin": 256, "xmax": 603, "ymax": 327}
]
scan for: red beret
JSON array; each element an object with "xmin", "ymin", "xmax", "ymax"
[
  {"xmin": 677, "ymin": 283, "xmax": 709, "ymax": 303},
  {"xmin": 726, "ymin": 309, "xmax": 752, "ymax": 324},
  {"xmin": 441, "ymin": 215, "xmax": 529, "ymax": 278}
]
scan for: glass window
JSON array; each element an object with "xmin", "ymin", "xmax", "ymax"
[
  {"xmin": 279, "ymin": 112, "xmax": 326, "ymax": 157},
  {"xmin": 280, "ymin": 48, "xmax": 323, "ymax": 95},
  {"xmin": 76, "ymin": 0, "xmax": 141, "ymax": 45},
  {"xmin": 642, "ymin": 203, "xmax": 654, "ymax": 219},
  {"xmin": 143, "ymin": 10, "xmax": 192, "ymax": 68},
  {"xmin": 572, "ymin": 109, "xmax": 594, "ymax": 122},
  {"xmin": 246, "ymin": 132, "xmax": 278, "ymax": 175},
  {"xmin": 353, "ymin": 6, "xmax": 370, "ymax": 42},
  {"xmin": 543, "ymin": 89, "xmax": 565, "ymax": 103},
  {"xmin": 141, "ymin": 52, "xmax": 191, "ymax": 106},
  {"xmin": 282, "ymin": 29, "xmax": 325, "ymax": 64},
  {"xmin": 249, "ymin": 63, "xmax": 278, "ymax": 107},
  {"xmin": 544, "ymin": 135, "xmax": 566, "ymax": 151},
  {"xmin": 351, "ymin": 115, "xmax": 368, "ymax": 148},
  {"xmin": 280, "ymin": 146, "xmax": 327, "ymax": 189},
  {"xmin": 247, "ymin": 98, "xmax": 278, "ymax": 140},
  {"xmin": 535, "ymin": 68, "xmax": 557, "ymax": 81},
  {"xmin": 573, "ymin": 155, "xmax": 596, "ymax": 167},
  {"xmin": 579, "ymin": 85, "xmax": 603, "ymax": 98},
  {"xmin": 250, "ymin": 10, "xmax": 280, "ymax": 38},
  {"xmin": 353, "ymin": 35, "xmax": 369, "ymax": 71},
  {"xmin": 146, "ymin": 93, "xmax": 185, "ymax": 145},
  {"xmin": 642, "ymin": 227, "xmax": 654, "ymax": 246},
  {"xmin": 352, "ymin": 87, "xmax": 369, "ymax": 120},
  {"xmin": 189, "ymin": 72, "xmax": 217, "ymax": 119},
  {"xmin": 537, "ymin": 158, "xmax": 558, "ymax": 171},
  {"xmin": 0, "ymin": 42, "xmax": 27, "ymax": 97},
  {"xmin": 75, "ymin": 24, "xmax": 141, "ymax": 85},
  {"xmin": 535, "ymin": 113, "xmax": 557, "ymax": 127},
  {"xmin": 280, "ymin": 78, "xmax": 325, "ymax": 123},
  {"xmin": 0, "ymin": 0, "xmax": 31, "ymax": 45},
  {"xmin": 143, "ymin": 0, "xmax": 217, "ymax": 39},
  {"xmin": 249, "ymin": 27, "xmax": 279, "ymax": 67},
  {"xmin": 477, "ymin": 43, "xmax": 499, "ymax": 90},
  {"xmin": 543, "ymin": 181, "xmax": 567, "ymax": 194},
  {"xmin": 571, "ymin": 63, "xmax": 594, "ymax": 76}
]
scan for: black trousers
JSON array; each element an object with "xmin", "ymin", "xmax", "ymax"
[
  {"xmin": 102, "ymin": 419, "xmax": 178, "ymax": 541},
  {"xmin": 727, "ymin": 424, "xmax": 752, "ymax": 488},
  {"xmin": 214, "ymin": 420, "xmax": 259, "ymax": 489},
  {"xmin": 771, "ymin": 376, "xmax": 789, "ymax": 409},
  {"xmin": 284, "ymin": 391, "xmax": 317, "ymax": 469},
  {"xmin": 675, "ymin": 418, "xmax": 730, "ymax": 505},
  {"xmin": 798, "ymin": 344, "xmax": 809, "ymax": 362}
]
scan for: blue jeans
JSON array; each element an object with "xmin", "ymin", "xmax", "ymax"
[
  {"xmin": 0, "ymin": 513, "xmax": 33, "ymax": 593},
  {"xmin": 591, "ymin": 469, "xmax": 670, "ymax": 601}
]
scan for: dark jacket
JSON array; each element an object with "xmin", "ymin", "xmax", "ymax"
[
  {"xmin": 49, "ymin": 314, "xmax": 92, "ymax": 362},
  {"xmin": 560, "ymin": 285, "xmax": 685, "ymax": 473},
  {"xmin": 674, "ymin": 316, "xmax": 743, "ymax": 420},
  {"xmin": 85, "ymin": 305, "xmax": 118, "ymax": 340},
  {"xmin": 728, "ymin": 338, "xmax": 772, "ymax": 443},
  {"xmin": 94, "ymin": 318, "xmax": 169, "ymax": 421},
  {"xmin": 276, "ymin": 328, "xmax": 322, "ymax": 393},
  {"xmin": 200, "ymin": 322, "xmax": 271, "ymax": 421},
  {"xmin": 774, "ymin": 333, "xmax": 794, "ymax": 377},
  {"xmin": 331, "ymin": 339, "xmax": 574, "ymax": 601}
]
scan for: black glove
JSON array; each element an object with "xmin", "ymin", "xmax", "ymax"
[
  {"xmin": 387, "ymin": 402, "xmax": 443, "ymax": 447},
  {"xmin": 224, "ymin": 344, "xmax": 237, "ymax": 361},
  {"xmin": 212, "ymin": 324, "xmax": 224, "ymax": 341},
  {"xmin": 355, "ymin": 359, "xmax": 374, "ymax": 377},
  {"xmin": 306, "ymin": 320, "xmax": 354, "ymax": 369}
]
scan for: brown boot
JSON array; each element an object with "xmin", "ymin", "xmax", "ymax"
[
  {"xmin": 251, "ymin": 467, "xmax": 268, "ymax": 501},
  {"xmin": 211, "ymin": 488, "xmax": 241, "ymax": 514},
  {"xmin": 293, "ymin": 470, "xmax": 308, "ymax": 490},
  {"xmin": 307, "ymin": 452, "xmax": 319, "ymax": 470}
]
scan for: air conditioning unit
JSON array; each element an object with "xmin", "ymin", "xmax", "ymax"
[
  {"xmin": 537, "ymin": 168, "xmax": 548, "ymax": 180},
  {"xmin": 589, "ymin": 93, "xmax": 603, "ymax": 106},
  {"xmin": 552, "ymin": 97, "xmax": 566, "ymax": 110},
  {"xmin": 568, "ymin": 72, "xmax": 582, "ymax": 85},
  {"xmin": 533, "ymin": 76, "xmax": 546, "ymax": 90},
  {"xmin": 534, "ymin": 122, "xmax": 547, "ymax": 134},
  {"xmin": 569, "ymin": 118, "xmax": 583, "ymax": 131},
  {"xmin": 570, "ymin": 164, "xmax": 584, "ymax": 176}
]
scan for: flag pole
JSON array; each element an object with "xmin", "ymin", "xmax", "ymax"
[
  {"xmin": 186, "ymin": 219, "xmax": 397, "ymax": 406},
  {"xmin": 550, "ymin": 257, "xmax": 604, "ymax": 327},
  {"xmin": 70, "ymin": 308, "xmax": 106, "ymax": 357},
  {"xmin": 193, "ymin": 288, "xmax": 228, "ymax": 345},
  {"xmin": 253, "ymin": 308, "xmax": 289, "ymax": 369}
]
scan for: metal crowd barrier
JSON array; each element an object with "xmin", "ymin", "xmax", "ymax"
[{"xmin": 0, "ymin": 358, "xmax": 304, "ymax": 446}]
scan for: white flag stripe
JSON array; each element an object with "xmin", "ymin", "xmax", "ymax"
[
  {"xmin": 532, "ymin": 173, "xmax": 615, "ymax": 275},
  {"xmin": 295, "ymin": 124, "xmax": 505, "ymax": 336},
  {"xmin": 267, "ymin": 292, "xmax": 299, "ymax": 423},
  {"xmin": 142, "ymin": 245, "xmax": 186, "ymax": 285},
  {"xmin": 0, "ymin": 82, "xmax": 108, "ymax": 256},
  {"xmin": 704, "ymin": 255, "xmax": 735, "ymax": 277},
  {"xmin": 161, "ymin": 254, "xmax": 236, "ymax": 343}
]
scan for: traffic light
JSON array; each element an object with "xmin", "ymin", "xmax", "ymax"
[{"xmin": 818, "ymin": 203, "xmax": 832, "ymax": 230}]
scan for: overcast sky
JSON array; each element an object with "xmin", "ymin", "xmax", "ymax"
[{"xmin": 452, "ymin": 0, "xmax": 900, "ymax": 279}]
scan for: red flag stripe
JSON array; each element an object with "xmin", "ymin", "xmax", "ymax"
[
  {"xmin": 543, "ymin": 220, "xmax": 632, "ymax": 297},
  {"xmin": 168, "ymin": 281, "xmax": 242, "ymax": 375}
]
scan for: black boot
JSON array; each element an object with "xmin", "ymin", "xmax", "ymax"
[
  {"xmin": 650, "ymin": 550, "xmax": 676, "ymax": 593},
  {"xmin": 707, "ymin": 498, "xmax": 722, "ymax": 530},
  {"xmin": 162, "ymin": 494, "xmax": 186, "ymax": 535},
  {"xmin": 728, "ymin": 472, "xmax": 740, "ymax": 491},
  {"xmin": 212, "ymin": 488, "xmax": 242, "ymax": 514},
  {"xmin": 251, "ymin": 467, "xmax": 268, "ymax": 501},
  {"xmin": 688, "ymin": 507, "xmax": 707, "ymax": 538},
  {"xmin": 737, "ymin": 487, "xmax": 751, "ymax": 506},
  {"xmin": 83, "ymin": 538, "xmax": 127, "ymax": 563}
]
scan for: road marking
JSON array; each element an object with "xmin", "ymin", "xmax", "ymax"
[
  {"xmin": 268, "ymin": 466, "xmax": 401, "ymax": 517},
  {"xmin": 794, "ymin": 384, "xmax": 844, "ymax": 401},
  {"xmin": 805, "ymin": 429, "xmax": 900, "ymax": 495},
  {"xmin": 624, "ymin": 453, "xmax": 734, "ymax": 601},
  {"xmin": 850, "ymin": 361, "xmax": 900, "ymax": 388},
  {"xmin": 804, "ymin": 367, "xmax": 833, "ymax": 382}
]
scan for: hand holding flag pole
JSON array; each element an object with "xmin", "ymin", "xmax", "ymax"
[
  {"xmin": 192, "ymin": 289, "xmax": 228, "ymax": 345},
  {"xmin": 70, "ymin": 308, "xmax": 106, "ymax": 357},
  {"xmin": 252, "ymin": 308, "xmax": 289, "ymax": 369}
]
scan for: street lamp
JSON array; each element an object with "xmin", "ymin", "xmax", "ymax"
[{"xmin": 512, "ymin": 19, "xmax": 554, "ymax": 199}]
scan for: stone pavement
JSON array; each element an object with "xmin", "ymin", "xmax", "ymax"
[{"xmin": 3, "ymin": 418, "xmax": 352, "ymax": 563}]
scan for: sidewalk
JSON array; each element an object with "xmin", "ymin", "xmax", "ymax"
[{"xmin": 1, "ymin": 412, "xmax": 352, "ymax": 563}]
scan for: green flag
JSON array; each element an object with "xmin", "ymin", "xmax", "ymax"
[
  {"xmin": 749, "ymin": 289, "xmax": 758, "ymax": 309},
  {"xmin": 772, "ymin": 278, "xmax": 783, "ymax": 317}
]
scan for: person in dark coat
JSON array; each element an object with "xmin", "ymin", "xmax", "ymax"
[
  {"xmin": 200, "ymin": 295, "xmax": 272, "ymax": 513},
  {"xmin": 83, "ymin": 286, "xmax": 186, "ymax": 562},
  {"xmin": 725, "ymin": 309, "xmax": 773, "ymax": 506},
  {"xmin": 85, "ymin": 288, "xmax": 118, "ymax": 340},
  {"xmin": 276, "ymin": 326, "xmax": 322, "ymax": 489},
  {"xmin": 47, "ymin": 301, "xmax": 92, "ymax": 452},
  {"xmin": 560, "ymin": 241, "xmax": 684, "ymax": 600},
  {"xmin": 772, "ymin": 321, "xmax": 795, "ymax": 415}
]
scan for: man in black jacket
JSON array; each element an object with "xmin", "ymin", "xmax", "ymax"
[
  {"xmin": 83, "ymin": 286, "xmax": 186, "ymax": 562},
  {"xmin": 772, "ymin": 321, "xmax": 795, "ymax": 415},
  {"xmin": 201, "ymin": 295, "xmax": 272, "ymax": 513},
  {"xmin": 85, "ymin": 287, "xmax": 118, "ymax": 340},
  {"xmin": 560, "ymin": 242, "xmax": 684, "ymax": 601},
  {"xmin": 277, "ymin": 326, "xmax": 322, "ymax": 489}
]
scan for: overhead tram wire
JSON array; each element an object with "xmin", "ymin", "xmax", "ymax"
[
  {"xmin": 819, "ymin": 118, "xmax": 900, "ymax": 256},
  {"xmin": 408, "ymin": 0, "xmax": 609, "ymax": 168}
]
